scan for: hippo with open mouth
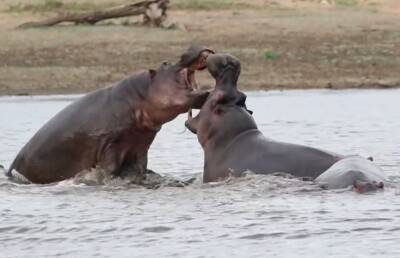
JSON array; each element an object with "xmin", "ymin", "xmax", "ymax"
[
  {"xmin": 186, "ymin": 53, "xmax": 252, "ymax": 130},
  {"xmin": 186, "ymin": 53, "xmax": 343, "ymax": 182},
  {"xmin": 6, "ymin": 45, "xmax": 213, "ymax": 184},
  {"xmin": 186, "ymin": 54, "xmax": 388, "ymax": 190}
]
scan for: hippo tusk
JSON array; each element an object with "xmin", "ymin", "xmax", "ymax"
[
  {"xmin": 187, "ymin": 109, "xmax": 193, "ymax": 121},
  {"xmin": 187, "ymin": 72, "xmax": 197, "ymax": 121}
]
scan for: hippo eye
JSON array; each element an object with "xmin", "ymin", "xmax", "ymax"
[{"xmin": 162, "ymin": 61, "xmax": 170, "ymax": 66}]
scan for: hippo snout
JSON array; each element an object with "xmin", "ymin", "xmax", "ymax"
[
  {"xmin": 353, "ymin": 180, "xmax": 384, "ymax": 193},
  {"xmin": 206, "ymin": 53, "xmax": 241, "ymax": 80},
  {"xmin": 178, "ymin": 45, "xmax": 215, "ymax": 70}
]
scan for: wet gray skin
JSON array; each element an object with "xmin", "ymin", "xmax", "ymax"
[
  {"xmin": 186, "ymin": 100, "xmax": 342, "ymax": 182},
  {"xmin": 315, "ymin": 156, "xmax": 387, "ymax": 193},
  {"xmin": 185, "ymin": 56, "xmax": 343, "ymax": 182},
  {"xmin": 6, "ymin": 46, "xmax": 213, "ymax": 184}
]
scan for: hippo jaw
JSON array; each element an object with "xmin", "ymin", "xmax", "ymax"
[
  {"xmin": 178, "ymin": 45, "xmax": 214, "ymax": 71},
  {"xmin": 185, "ymin": 119, "xmax": 197, "ymax": 134},
  {"xmin": 177, "ymin": 45, "xmax": 214, "ymax": 92},
  {"xmin": 179, "ymin": 67, "xmax": 200, "ymax": 92},
  {"xmin": 206, "ymin": 53, "xmax": 241, "ymax": 88},
  {"xmin": 186, "ymin": 102, "xmax": 257, "ymax": 149},
  {"xmin": 175, "ymin": 47, "xmax": 214, "ymax": 111}
]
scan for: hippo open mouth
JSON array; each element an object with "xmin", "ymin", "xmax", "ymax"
[
  {"xmin": 182, "ymin": 68, "xmax": 200, "ymax": 90},
  {"xmin": 180, "ymin": 69, "xmax": 195, "ymax": 90},
  {"xmin": 178, "ymin": 46, "xmax": 214, "ymax": 91}
]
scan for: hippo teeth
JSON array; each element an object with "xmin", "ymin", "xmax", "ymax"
[
  {"xmin": 187, "ymin": 109, "xmax": 193, "ymax": 120},
  {"xmin": 184, "ymin": 69, "xmax": 197, "ymax": 91},
  {"xmin": 182, "ymin": 69, "xmax": 191, "ymax": 89},
  {"xmin": 189, "ymin": 72, "xmax": 198, "ymax": 90}
]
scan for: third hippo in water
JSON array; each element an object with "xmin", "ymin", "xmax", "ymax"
[
  {"xmin": 6, "ymin": 46, "xmax": 213, "ymax": 184},
  {"xmin": 315, "ymin": 156, "xmax": 386, "ymax": 193},
  {"xmin": 186, "ymin": 54, "xmax": 343, "ymax": 182}
]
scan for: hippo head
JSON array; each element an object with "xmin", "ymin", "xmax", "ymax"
[
  {"xmin": 206, "ymin": 53, "xmax": 241, "ymax": 89},
  {"xmin": 144, "ymin": 45, "xmax": 214, "ymax": 125},
  {"xmin": 352, "ymin": 180, "xmax": 384, "ymax": 193},
  {"xmin": 185, "ymin": 52, "xmax": 255, "ymax": 148},
  {"xmin": 205, "ymin": 53, "xmax": 252, "ymax": 113},
  {"xmin": 185, "ymin": 91, "xmax": 257, "ymax": 149}
]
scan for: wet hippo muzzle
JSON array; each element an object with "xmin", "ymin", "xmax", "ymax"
[
  {"xmin": 353, "ymin": 180, "xmax": 384, "ymax": 193},
  {"xmin": 206, "ymin": 53, "xmax": 241, "ymax": 84}
]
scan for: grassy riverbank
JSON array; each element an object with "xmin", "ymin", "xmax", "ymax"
[{"xmin": 0, "ymin": 0, "xmax": 400, "ymax": 95}]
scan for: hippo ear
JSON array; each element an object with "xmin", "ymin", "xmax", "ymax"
[{"xmin": 149, "ymin": 69, "xmax": 157, "ymax": 80}]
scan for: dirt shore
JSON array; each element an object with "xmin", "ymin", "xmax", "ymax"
[{"xmin": 0, "ymin": 0, "xmax": 400, "ymax": 95}]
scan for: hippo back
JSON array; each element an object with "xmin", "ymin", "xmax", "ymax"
[{"xmin": 315, "ymin": 156, "xmax": 387, "ymax": 189}]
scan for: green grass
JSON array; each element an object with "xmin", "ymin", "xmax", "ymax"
[
  {"xmin": 6, "ymin": 0, "xmax": 113, "ymax": 13},
  {"xmin": 335, "ymin": 0, "xmax": 358, "ymax": 7},
  {"xmin": 263, "ymin": 49, "xmax": 278, "ymax": 60}
]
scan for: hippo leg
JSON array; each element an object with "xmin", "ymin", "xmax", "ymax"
[
  {"xmin": 118, "ymin": 152, "xmax": 150, "ymax": 185},
  {"xmin": 99, "ymin": 143, "xmax": 127, "ymax": 176},
  {"xmin": 124, "ymin": 154, "xmax": 148, "ymax": 176}
]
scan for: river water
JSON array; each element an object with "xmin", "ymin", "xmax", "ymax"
[{"xmin": 0, "ymin": 89, "xmax": 400, "ymax": 258}]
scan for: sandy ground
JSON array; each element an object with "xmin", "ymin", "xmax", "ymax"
[{"xmin": 0, "ymin": 0, "xmax": 400, "ymax": 95}]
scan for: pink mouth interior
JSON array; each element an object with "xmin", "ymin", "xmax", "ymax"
[
  {"xmin": 188, "ymin": 70, "xmax": 197, "ymax": 90},
  {"xmin": 184, "ymin": 51, "xmax": 211, "ymax": 90},
  {"xmin": 181, "ymin": 69, "xmax": 197, "ymax": 90}
]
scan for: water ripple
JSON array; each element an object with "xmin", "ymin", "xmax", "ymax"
[
  {"xmin": 1, "ymin": 90, "xmax": 400, "ymax": 257},
  {"xmin": 141, "ymin": 226, "xmax": 174, "ymax": 233},
  {"xmin": 239, "ymin": 232, "xmax": 285, "ymax": 239}
]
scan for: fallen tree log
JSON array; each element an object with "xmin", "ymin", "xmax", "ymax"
[{"xmin": 17, "ymin": 0, "xmax": 170, "ymax": 29}]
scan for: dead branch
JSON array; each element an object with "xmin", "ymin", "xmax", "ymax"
[{"xmin": 17, "ymin": 0, "xmax": 170, "ymax": 29}]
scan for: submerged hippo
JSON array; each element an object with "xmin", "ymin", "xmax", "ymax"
[
  {"xmin": 315, "ymin": 156, "xmax": 386, "ymax": 193},
  {"xmin": 7, "ymin": 46, "xmax": 213, "ymax": 184},
  {"xmin": 186, "ymin": 54, "xmax": 342, "ymax": 183}
]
